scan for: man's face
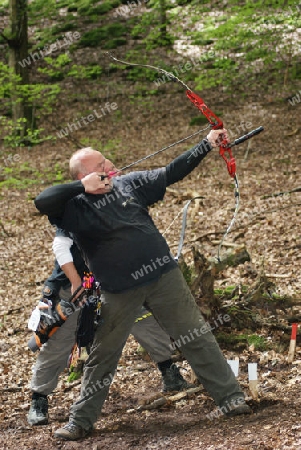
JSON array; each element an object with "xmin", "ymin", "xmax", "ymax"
[
  {"xmin": 81, "ymin": 152, "xmax": 117, "ymax": 176},
  {"xmin": 79, "ymin": 151, "xmax": 118, "ymax": 193}
]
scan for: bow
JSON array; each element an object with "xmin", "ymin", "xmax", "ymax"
[{"xmin": 105, "ymin": 53, "xmax": 264, "ymax": 258}]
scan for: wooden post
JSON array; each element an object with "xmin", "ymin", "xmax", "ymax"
[{"xmin": 287, "ymin": 323, "xmax": 298, "ymax": 363}]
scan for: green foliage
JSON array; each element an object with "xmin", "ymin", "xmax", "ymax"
[
  {"xmin": 67, "ymin": 63, "xmax": 102, "ymax": 79},
  {"xmin": 70, "ymin": 0, "xmax": 119, "ymax": 15},
  {"xmin": 27, "ymin": 0, "xmax": 118, "ymax": 18},
  {"xmin": 216, "ymin": 332, "xmax": 269, "ymax": 351},
  {"xmin": 0, "ymin": 117, "xmax": 53, "ymax": 148},
  {"xmin": 38, "ymin": 54, "xmax": 102, "ymax": 81},
  {"xmin": 192, "ymin": 3, "xmax": 301, "ymax": 93},
  {"xmin": 0, "ymin": 0, "xmax": 9, "ymax": 9},
  {"xmin": 189, "ymin": 111, "xmax": 223, "ymax": 126},
  {"xmin": 75, "ymin": 0, "xmax": 103, "ymax": 13},
  {"xmin": 179, "ymin": 260, "xmax": 194, "ymax": 286},
  {"xmin": 53, "ymin": 163, "xmax": 65, "ymax": 181},
  {"xmin": 1, "ymin": 0, "xmax": 299, "ymax": 151},
  {"xmin": 48, "ymin": 53, "xmax": 73, "ymax": 67},
  {"xmin": 214, "ymin": 285, "xmax": 248, "ymax": 297},
  {"xmin": 126, "ymin": 66, "xmax": 158, "ymax": 83},
  {"xmin": 176, "ymin": 0, "xmax": 194, "ymax": 4},
  {"xmin": 189, "ymin": 116, "xmax": 212, "ymax": 126},
  {"xmin": 87, "ymin": 2, "xmax": 114, "ymax": 15},
  {"xmin": 19, "ymin": 84, "xmax": 61, "ymax": 117},
  {"xmin": 52, "ymin": 19, "xmax": 78, "ymax": 34},
  {"xmin": 116, "ymin": 51, "xmax": 167, "ymax": 83},
  {"xmin": 103, "ymin": 37, "xmax": 127, "ymax": 50},
  {"xmin": 0, "ymin": 62, "xmax": 60, "ymax": 146},
  {"xmin": 130, "ymin": 7, "xmax": 174, "ymax": 50},
  {"xmin": 144, "ymin": 27, "xmax": 174, "ymax": 50},
  {"xmin": 67, "ymin": 367, "xmax": 82, "ymax": 381},
  {"xmin": 247, "ymin": 334, "xmax": 268, "ymax": 351},
  {"xmin": 28, "ymin": 0, "xmax": 57, "ymax": 19},
  {"xmin": 192, "ymin": 37, "xmax": 214, "ymax": 46},
  {"xmin": 0, "ymin": 159, "xmax": 67, "ymax": 190},
  {"xmin": 78, "ymin": 23, "xmax": 128, "ymax": 48},
  {"xmin": 38, "ymin": 54, "xmax": 72, "ymax": 81}
]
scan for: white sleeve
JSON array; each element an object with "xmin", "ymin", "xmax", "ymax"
[{"xmin": 52, "ymin": 235, "xmax": 74, "ymax": 267}]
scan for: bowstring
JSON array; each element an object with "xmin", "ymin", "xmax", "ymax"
[
  {"xmin": 119, "ymin": 125, "xmax": 211, "ymax": 172},
  {"xmin": 105, "ymin": 52, "xmax": 192, "ymax": 91},
  {"xmin": 106, "ymin": 52, "xmax": 239, "ymax": 260},
  {"xmin": 162, "ymin": 207, "xmax": 185, "ymax": 238},
  {"xmin": 217, "ymin": 174, "xmax": 240, "ymax": 261}
]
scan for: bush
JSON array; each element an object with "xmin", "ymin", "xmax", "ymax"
[
  {"xmin": 88, "ymin": 2, "xmax": 113, "ymax": 15},
  {"xmin": 78, "ymin": 23, "xmax": 127, "ymax": 48}
]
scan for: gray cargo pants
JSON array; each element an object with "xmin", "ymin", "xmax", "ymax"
[
  {"xmin": 30, "ymin": 290, "xmax": 172, "ymax": 395},
  {"xmin": 70, "ymin": 267, "xmax": 245, "ymax": 429}
]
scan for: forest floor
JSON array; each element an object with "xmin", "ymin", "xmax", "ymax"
[{"xmin": 0, "ymin": 48, "xmax": 301, "ymax": 449}]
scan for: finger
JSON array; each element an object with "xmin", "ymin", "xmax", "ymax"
[{"xmin": 38, "ymin": 304, "xmax": 50, "ymax": 310}]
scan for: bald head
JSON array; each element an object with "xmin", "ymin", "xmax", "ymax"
[
  {"xmin": 69, "ymin": 147, "xmax": 117, "ymax": 181},
  {"xmin": 69, "ymin": 147, "xmax": 105, "ymax": 180}
]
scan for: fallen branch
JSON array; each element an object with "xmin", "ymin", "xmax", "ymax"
[
  {"xmin": 136, "ymin": 386, "xmax": 203, "ymax": 411},
  {"xmin": 0, "ymin": 220, "xmax": 10, "ymax": 237},
  {"xmin": 285, "ymin": 128, "xmax": 300, "ymax": 136},
  {"xmin": 262, "ymin": 187, "xmax": 301, "ymax": 199},
  {"xmin": 265, "ymin": 273, "xmax": 292, "ymax": 279}
]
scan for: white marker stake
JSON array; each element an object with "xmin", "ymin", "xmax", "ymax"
[
  {"xmin": 248, "ymin": 363, "xmax": 258, "ymax": 400},
  {"xmin": 227, "ymin": 359, "xmax": 239, "ymax": 377},
  {"xmin": 287, "ymin": 323, "xmax": 298, "ymax": 364}
]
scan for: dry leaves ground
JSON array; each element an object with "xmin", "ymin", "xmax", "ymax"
[{"xmin": 0, "ymin": 82, "xmax": 300, "ymax": 449}]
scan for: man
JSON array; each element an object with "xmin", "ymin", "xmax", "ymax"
[
  {"xmin": 35, "ymin": 130, "xmax": 251, "ymax": 440},
  {"xmin": 27, "ymin": 229, "xmax": 193, "ymax": 426}
]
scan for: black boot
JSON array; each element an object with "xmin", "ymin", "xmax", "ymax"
[
  {"xmin": 27, "ymin": 393, "xmax": 49, "ymax": 425},
  {"xmin": 162, "ymin": 363, "xmax": 195, "ymax": 392}
]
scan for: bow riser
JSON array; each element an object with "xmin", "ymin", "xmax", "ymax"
[
  {"xmin": 186, "ymin": 90, "xmax": 236, "ymax": 178},
  {"xmin": 186, "ymin": 91, "xmax": 223, "ymax": 128}
]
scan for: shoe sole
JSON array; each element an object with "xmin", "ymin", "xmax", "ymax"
[
  {"xmin": 54, "ymin": 428, "xmax": 92, "ymax": 440},
  {"xmin": 27, "ymin": 417, "xmax": 49, "ymax": 426},
  {"xmin": 54, "ymin": 431, "xmax": 84, "ymax": 440},
  {"xmin": 226, "ymin": 404, "xmax": 252, "ymax": 417}
]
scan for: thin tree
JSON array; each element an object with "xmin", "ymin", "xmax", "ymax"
[
  {"xmin": 1, "ymin": 0, "xmax": 32, "ymax": 138},
  {"xmin": 158, "ymin": 0, "xmax": 167, "ymax": 41}
]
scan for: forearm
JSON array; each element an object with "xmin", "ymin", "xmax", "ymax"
[
  {"xmin": 34, "ymin": 181, "xmax": 84, "ymax": 217},
  {"xmin": 52, "ymin": 234, "xmax": 82, "ymax": 290},
  {"xmin": 61, "ymin": 262, "xmax": 82, "ymax": 289},
  {"xmin": 165, "ymin": 139, "xmax": 212, "ymax": 186}
]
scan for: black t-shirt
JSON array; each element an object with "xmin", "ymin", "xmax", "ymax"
[
  {"xmin": 35, "ymin": 139, "xmax": 212, "ymax": 293},
  {"xmin": 61, "ymin": 169, "xmax": 177, "ymax": 292}
]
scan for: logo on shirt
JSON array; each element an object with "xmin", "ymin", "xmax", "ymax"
[{"xmin": 122, "ymin": 197, "xmax": 134, "ymax": 207}]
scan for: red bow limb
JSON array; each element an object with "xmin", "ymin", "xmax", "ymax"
[{"xmin": 186, "ymin": 90, "xmax": 236, "ymax": 178}]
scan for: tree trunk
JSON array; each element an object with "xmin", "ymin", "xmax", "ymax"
[
  {"xmin": 158, "ymin": 0, "xmax": 167, "ymax": 40},
  {"xmin": 179, "ymin": 244, "xmax": 251, "ymax": 315},
  {"xmin": 8, "ymin": 0, "xmax": 32, "ymax": 137}
]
